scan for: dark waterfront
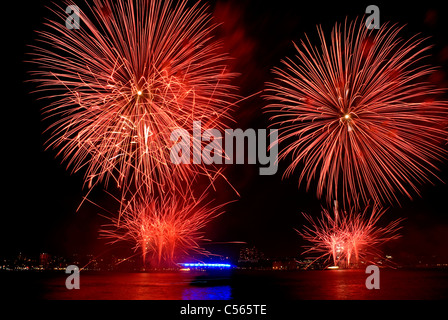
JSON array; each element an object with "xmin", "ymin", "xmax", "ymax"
[{"xmin": 2, "ymin": 269, "xmax": 447, "ymax": 300}]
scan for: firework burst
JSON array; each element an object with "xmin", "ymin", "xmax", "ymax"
[
  {"xmin": 30, "ymin": 0, "xmax": 237, "ymax": 195},
  {"xmin": 100, "ymin": 190, "xmax": 227, "ymax": 268},
  {"xmin": 265, "ymin": 18, "xmax": 448, "ymax": 206},
  {"xmin": 298, "ymin": 201, "xmax": 403, "ymax": 268}
]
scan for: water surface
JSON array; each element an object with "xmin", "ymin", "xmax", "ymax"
[{"xmin": 2, "ymin": 269, "xmax": 447, "ymax": 300}]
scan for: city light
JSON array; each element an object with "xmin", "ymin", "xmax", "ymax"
[{"xmin": 179, "ymin": 263, "xmax": 232, "ymax": 269}]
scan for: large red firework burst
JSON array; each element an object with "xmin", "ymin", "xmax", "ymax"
[
  {"xmin": 30, "ymin": 0, "xmax": 237, "ymax": 195},
  {"xmin": 265, "ymin": 19, "xmax": 448, "ymax": 206},
  {"xmin": 298, "ymin": 201, "xmax": 403, "ymax": 268},
  {"xmin": 100, "ymin": 190, "xmax": 227, "ymax": 268}
]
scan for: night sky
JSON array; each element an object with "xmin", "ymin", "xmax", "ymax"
[{"xmin": 2, "ymin": 0, "xmax": 448, "ymax": 263}]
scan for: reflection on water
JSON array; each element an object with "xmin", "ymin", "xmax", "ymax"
[
  {"xmin": 1, "ymin": 269, "xmax": 447, "ymax": 300},
  {"xmin": 36, "ymin": 271, "xmax": 233, "ymax": 300},
  {"xmin": 182, "ymin": 286, "xmax": 232, "ymax": 300},
  {"xmin": 230, "ymin": 269, "xmax": 448, "ymax": 300}
]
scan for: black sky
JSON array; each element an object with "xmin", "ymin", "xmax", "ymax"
[{"xmin": 1, "ymin": 0, "xmax": 448, "ymax": 263}]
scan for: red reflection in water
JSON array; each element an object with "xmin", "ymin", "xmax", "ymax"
[
  {"xmin": 42, "ymin": 272, "xmax": 231, "ymax": 300},
  {"xmin": 2, "ymin": 269, "xmax": 448, "ymax": 300}
]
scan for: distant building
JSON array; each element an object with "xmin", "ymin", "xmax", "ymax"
[
  {"xmin": 272, "ymin": 258, "xmax": 298, "ymax": 270},
  {"xmin": 238, "ymin": 246, "xmax": 264, "ymax": 264},
  {"xmin": 296, "ymin": 259, "xmax": 317, "ymax": 270},
  {"xmin": 237, "ymin": 246, "xmax": 273, "ymax": 269},
  {"xmin": 39, "ymin": 253, "xmax": 51, "ymax": 270}
]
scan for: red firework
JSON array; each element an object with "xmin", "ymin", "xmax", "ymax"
[
  {"xmin": 265, "ymin": 18, "xmax": 448, "ymax": 206},
  {"xmin": 100, "ymin": 190, "xmax": 227, "ymax": 268},
  {"xmin": 30, "ymin": 0, "xmax": 237, "ymax": 195},
  {"xmin": 298, "ymin": 201, "xmax": 403, "ymax": 268}
]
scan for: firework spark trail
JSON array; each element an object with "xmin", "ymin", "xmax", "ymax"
[
  {"xmin": 297, "ymin": 201, "xmax": 404, "ymax": 268},
  {"xmin": 265, "ymin": 18, "xmax": 448, "ymax": 206},
  {"xmin": 30, "ymin": 0, "xmax": 238, "ymax": 196},
  {"xmin": 99, "ymin": 189, "xmax": 229, "ymax": 268}
]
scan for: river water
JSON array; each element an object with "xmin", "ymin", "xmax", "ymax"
[{"xmin": 1, "ymin": 269, "xmax": 447, "ymax": 300}]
